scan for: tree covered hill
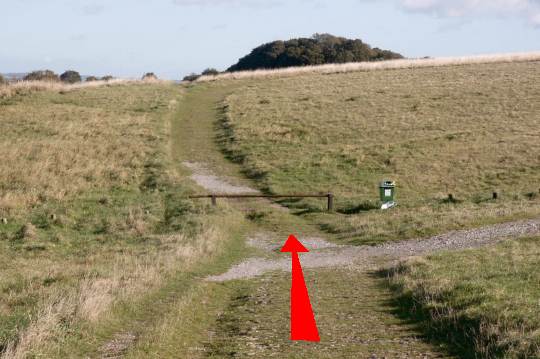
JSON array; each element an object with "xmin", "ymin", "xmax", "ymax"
[{"xmin": 227, "ymin": 34, "xmax": 403, "ymax": 72}]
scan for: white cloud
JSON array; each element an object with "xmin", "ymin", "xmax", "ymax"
[{"xmin": 397, "ymin": 0, "xmax": 540, "ymax": 26}]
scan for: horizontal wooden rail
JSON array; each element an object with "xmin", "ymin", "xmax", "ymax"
[{"xmin": 188, "ymin": 193, "xmax": 334, "ymax": 211}]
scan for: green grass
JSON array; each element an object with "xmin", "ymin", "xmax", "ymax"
[
  {"xmin": 125, "ymin": 83, "xmax": 455, "ymax": 358},
  {"xmin": 181, "ymin": 63, "xmax": 540, "ymax": 358},
  {"xmin": 0, "ymin": 83, "xmax": 251, "ymax": 357},
  {"xmin": 220, "ymin": 61, "xmax": 540, "ymax": 244},
  {"xmin": 40, "ymin": 211, "xmax": 251, "ymax": 358},
  {"xmin": 199, "ymin": 268, "xmax": 452, "ymax": 358},
  {"xmin": 4, "ymin": 64, "xmax": 537, "ymax": 358},
  {"xmin": 0, "ymin": 83, "xmax": 179, "ymax": 354},
  {"xmin": 387, "ymin": 237, "xmax": 540, "ymax": 358}
]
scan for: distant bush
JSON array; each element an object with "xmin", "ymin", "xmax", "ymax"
[
  {"xmin": 142, "ymin": 72, "xmax": 158, "ymax": 80},
  {"xmin": 201, "ymin": 68, "xmax": 219, "ymax": 76},
  {"xmin": 227, "ymin": 33, "xmax": 403, "ymax": 72},
  {"xmin": 182, "ymin": 73, "xmax": 200, "ymax": 82},
  {"xmin": 85, "ymin": 76, "xmax": 98, "ymax": 82},
  {"xmin": 0, "ymin": 74, "xmax": 6, "ymax": 85},
  {"xmin": 101, "ymin": 75, "xmax": 114, "ymax": 81},
  {"xmin": 24, "ymin": 70, "xmax": 59, "ymax": 82},
  {"xmin": 60, "ymin": 70, "xmax": 82, "ymax": 84}
]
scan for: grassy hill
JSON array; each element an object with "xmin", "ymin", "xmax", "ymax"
[
  {"xmin": 205, "ymin": 56, "xmax": 540, "ymax": 358},
  {"xmin": 1, "ymin": 56, "xmax": 538, "ymax": 358},
  {"xmin": 219, "ymin": 60, "xmax": 540, "ymax": 245},
  {"xmin": 388, "ymin": 236, "xmax": 540, "ymax": 357},
  {"xmin": 0, "ymin": 83, "xmax": 248, "ymax": 357}
]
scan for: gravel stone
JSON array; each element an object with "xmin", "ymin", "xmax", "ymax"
[
  {"xmin": 188, "ymin": 161, "xmax": 540, "ymax": 282},
  {"xmin": 208, "ymin": 218, "xmax": 540, "ymax": 282},
  {"xmin": 183, "ymin": 161, "xmax": 258, "ymax": 194}
]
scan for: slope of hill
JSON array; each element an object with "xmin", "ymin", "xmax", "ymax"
[
  {"xmin": 198, "ymin": 51, "xmax": 540, "ymax": 82},
  {"xmin": 2, "ymin": 57, "xmax": 538, "ymax": 358},
  {"xmin": 0, "ymin": 83, "xmax": 247, "ymax": 357},
  {"xmin": 389, "ymin": 236, "xmax": 540, "ymax": 357},
  {"xmin": 220, "ymin": 60, "xmax": 540, "ymax": 245},
  {"xmin": 209, "ymin": 58, "xmax": 540, "ymax": 358},
  {"xmin": 227, "ymin": 34, "xmax": 403, "ymax": 72}
]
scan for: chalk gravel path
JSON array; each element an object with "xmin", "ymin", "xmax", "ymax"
[
  {"xmin": 208, "ymin": 219, "xmax": 540, "ymax": 281},
  {"xmin": 183, "ymin": 161, "xmax": 259, "ymax": 194},
  {"xmin": 184, "ymin": 161, "xmax": 540, "ymax": 282}
]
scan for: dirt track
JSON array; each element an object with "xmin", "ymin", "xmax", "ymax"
[
  {"xmin": 207, "ymin": 218, "xmax": 540, "ymax": 281},
  {"xmin": 184, "ymin": 161, "xmax": 540, "ymax": 282}
]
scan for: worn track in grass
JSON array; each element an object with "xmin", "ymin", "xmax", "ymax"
[
  {"xmin": 207, "ymin": 217, "xmax": 540, "ymax": 281},
  {"xmin": 173, "ymin": 83, "xmax": 539, "ymax": 358},
  {"xmin": 183, "ymin": 161, "xmax": 540, "ymax": 281}
]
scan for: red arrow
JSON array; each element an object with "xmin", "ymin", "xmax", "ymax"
[{"xmin": 281, "ymin": 234, "xmax": 320, "ymax": 342}]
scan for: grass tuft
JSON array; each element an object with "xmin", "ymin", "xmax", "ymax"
[{"xmin": 386, "ymin": 237, "xmax": 540, "ymax": 358}]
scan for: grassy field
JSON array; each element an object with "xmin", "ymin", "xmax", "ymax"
[
  {"xmin": 0, "ymin": 83, "xmax": 250, "ymax": 357},
  {"xmin": 205, "ymin": 61, "xmax": 540, "ymax": 358},
  {"xmin": 198, "ymin": 268, "xmax": 453, "ymax": 358},
  {"xmin": 130, "ymin": 83, "xmax": 456, "ymax": 358},
  {"xmin": 387, "ymin": 237, "xmax": 540, "ymax": 358},
  {"xmin": 2, "ymin": 59, "xmax": 538, "ymax": 358},
  {"xmin": 221, "ymin": 60, "xmax": 540, "ymax": 245},
  {"xmin": 0, "ymin": 78, "xmax": 134, "ymax": 99}
]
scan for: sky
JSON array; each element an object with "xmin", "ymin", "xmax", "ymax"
[{"xmin": 1, "ymin": 0, "xmax": 539, "ymax": 79}]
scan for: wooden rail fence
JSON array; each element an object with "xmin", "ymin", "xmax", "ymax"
[{"xmin": 189, "ymin": 193, "xmax": 334, "ymax": 211}]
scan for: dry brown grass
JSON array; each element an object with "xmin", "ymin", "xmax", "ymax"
[
  {"xmin": 0, "ymin": 78, "xmax": 142, "ymax": 99},
  {"xmin": 0, "ymin": 83, "xmax": 205, "ymax": 357},
  {"xmin": 388, "ymin": 237, "xmax": 540, "ymax": 358},
  {"xmin": 196, "ymin": 51, "xmax": 540, "ymax": 82},
  {"xmin": 220, "ymin": 60, "xmax": 540, "ymax": 244},
  {"xmin": 2, "ymin": 296, "xmax": 74, "ymax": 359},
  {"xmin": 0, "ymin": 84, "xmax": 164, "ymax": 214},
  {"xmin": 1, "ymin": 224, "xmax": 227, "ymax": 358},
  {"xmin": 0, "ymin": 81, "xmax": 250, "ymax": 358}
]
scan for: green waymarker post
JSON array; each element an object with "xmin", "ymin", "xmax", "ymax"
[{"xmin": 379, "ymin": 180, "xmax": 396, "ymax": 209}]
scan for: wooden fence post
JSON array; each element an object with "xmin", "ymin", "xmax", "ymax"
[
  {"xmin": 327, "ymin": 193, "xmax": 334, "ymax": 212},
  {"xmin": 211, "ymin": 195, "xmax": 217, "ymax": 206}
]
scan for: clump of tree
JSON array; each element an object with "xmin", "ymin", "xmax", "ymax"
[
  {"xmin": 182, "ymin": 73, "xmax": 200, "ymax": 82},
  {"xmin": 60, "ymin": 70, "xmax": 82, "ymax": 84},
  {"xmin": 24, "ymin": 70, "xmax": 60, "ymax": 82},
  {"xmin": 182, "ymin": 68, "xmax": 220, "ymax": 82},
  {"xmin": 227, "ymin": 34, "xmax": 403, "ymax": 72},
  {"xmin": 201, "ymin": 68, "xmax": 219, "ymax": 76},
  {"xmin": 142, "ymin": 72, "xmax": 158, "ymax": 80},
  {"xmin": 0, "ymin": 74, "xmax": 6, "ymax": 85},
  {"xmin": 85, "ymin": 76, "xmax": 98, "ymax": 82},
  {"xmin": 101, "ymin": 75, "xmax": 114, "ymax": 81}
]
